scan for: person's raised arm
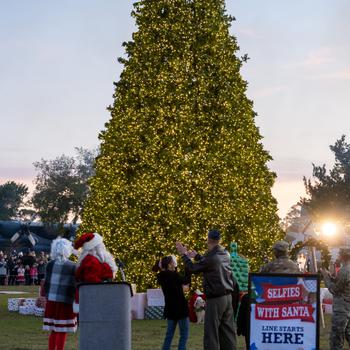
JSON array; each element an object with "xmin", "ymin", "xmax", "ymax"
[{"xmin": 176, "ymin": 242, "xmax": 210, "ymax": 274}]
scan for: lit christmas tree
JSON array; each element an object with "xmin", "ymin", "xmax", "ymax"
[{"xmin": 80, "ymin": 0, "xmax": 282, "ymax": 289}]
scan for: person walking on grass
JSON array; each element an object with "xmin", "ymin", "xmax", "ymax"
[
  {"xmin": 43, "ymin": 238, "xmax": 77, "ymax": 350},
  {"xmin": 153, "ymin": 255, "xmax": 191, "ymax": 350},
  {"xmin": 321, "ymin": 246, "xmax": 350, "ymax": 350},
  {"xmin": 176, "ymin": 229, "xmax": 237, "ymax": 350}
]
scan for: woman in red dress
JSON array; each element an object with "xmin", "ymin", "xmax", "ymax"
[{"xmin": 43, "ymin": 238, "xmax": 76, "ymax": 350}]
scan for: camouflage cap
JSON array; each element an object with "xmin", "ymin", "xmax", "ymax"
[{"xmin": 272, "ymin": 240, "xmax": 289, "ymax": 253}]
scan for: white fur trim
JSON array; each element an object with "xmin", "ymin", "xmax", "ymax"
[
  {"xmin": 43, "ymin": 317, "xmax": 77, "ymax": 332},
  {"xmin": 77, "ymin": 243, "xmax": 117, "ymax": 273},
  {"xmin": 43, "ymin": 318, "xmax": 76, "ymax": 325},
  {"xmin": 83, "ymin": 232, "xmax": 103, "ymax": 251},
  {"xmin": 73, "ymin": 301, "xmax": 79, "ymax": 314},
  {"xmin": 43, "ymin": 325, "xmax": 77, "ymax": 332}
]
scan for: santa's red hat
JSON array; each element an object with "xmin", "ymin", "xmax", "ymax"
[{"xmin": 74, "ymin": 232, "xmax": 103, "ymax": 250}]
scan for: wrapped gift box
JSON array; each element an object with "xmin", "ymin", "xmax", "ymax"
[
  {"xmin": 146, "ymin": 288, "xmax": 165, "ymax": 307},
  {"xmin": 16, "ymin": 298, "xmax": 37, "ymax": 315},
  {"xmin": 131, "ymin": 284, "xmax": 137, "ymax": 295},
  {"xmin": 8, "ymin": 298, "xmax": 26, "ymax": 312},
  {"xmin": 24, "ymin": 298, "xmax": 37, "ymax": 314},
  {"xmin": 19, "ymin": 305, "xmax": 32, "ymax": 315},
  {"xmin": 131, "ymin": 293, "xmax": 147, "ymax": 319},
  {"xmin": 34, "ymin": 306, "xmax": 45, "ymax": 317},
  {"xmin": 24, "ymin": 298, "xmax": 37, "ymax": 306},
  {"xmin": 144, "ymin": 306, "xmax": 164, "ymax": 320}
]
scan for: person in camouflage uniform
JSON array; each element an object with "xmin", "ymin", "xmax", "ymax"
[
  {"xmin": 260, "ymin": 241, "xmax": 300, "ymax": 273},
  {"xmin": 321, "ymin": 247, "xmax": 350, "ymax": 350}
]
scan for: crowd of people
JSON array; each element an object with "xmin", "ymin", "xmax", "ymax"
[
  {"xmin": 0, "ymin": 249, "xmax": 49, "ymax": 286},
  {"xmin": 2, "ymin": 230, "xmax": 350, "ymax": 350}
]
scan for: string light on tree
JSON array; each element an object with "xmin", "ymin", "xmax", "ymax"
[{"xmin": 79, "ymin": 0, "xmax": 282, "ymax": 290}]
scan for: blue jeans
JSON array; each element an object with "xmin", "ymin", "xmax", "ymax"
[{"xmin": 162, "ymin": 317, "xmax": 189, "ymax": 350}]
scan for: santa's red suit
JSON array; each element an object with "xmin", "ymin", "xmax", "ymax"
[
  {"xmin": 73, "ymin": 232, "xmax": 116, "ymax": 311},
  {"xmin": 76, "ymin": 254, "xmax": 113, "ymax": 283}
]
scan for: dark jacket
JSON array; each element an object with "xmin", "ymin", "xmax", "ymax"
[
  {"xmin": 237, "ymin": 293, "xmax": 249, "ymax": 336},
  {"xmin": 182, "ymin": 245, "xmax": 234, "ymax": 298},
  {"xmin": 6, "ymin": 259, "xmax": 15, "ymax": 275},
  {"xmin": 22, "ymin": 255, "xmax": 36, "ymax": 268},
  {"xmin": 157, "ymin": 270, "xmax": 190, "ymax": 320},
  {"xmin": 38, "ymin": 262, "xmax": 46, "ymax": 275}
]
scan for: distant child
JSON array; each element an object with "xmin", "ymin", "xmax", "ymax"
[
  {"xmin": 30, "ymin": 263, "xmax": 38, "ymax": 285},
  {"xmin": 43, "ymin": 238, "xmax": 77, "ymax": 350},
  {"xmin": 153, "ymin": 256, "xmax": 191, "ymax": 350},
  {"xmin": 37, "ymin": 259, "xmax": 46, "ymax": 283},
  {"xmin": 16, "ymin": 264, "xmax": 25, "ymax": 285}
]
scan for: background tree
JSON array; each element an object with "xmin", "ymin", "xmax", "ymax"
[
  {"xmin": 0, "ymin": 181, "xmax": 28, "ymax": 220},
  {"xmin": 303, "ymin": 135, "xmax": 350, "ymax": 223},
  {"xmin": 281, "ymin": 203, "xmax": 313, "ymax": 233},
  {"xmin": 31, "ymin": 147, "xmax": 98, "ymax": 224},
  {"xmin": 80, "ymin": 0, "xmax": 282, "ymax": 289},
  {"xmin": 281, "ymin": 204, "xmax": 303, "ymax": 232}
]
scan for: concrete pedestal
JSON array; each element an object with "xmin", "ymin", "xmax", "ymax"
[{"xmin": 79, "ymin": 282, "xmax": 132, "ymax": 350}]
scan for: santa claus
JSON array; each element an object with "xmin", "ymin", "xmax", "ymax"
[
  {"xmin": 75, "ymin": 232, "xmax": 117, "ymax": 282},
  {"xmin": 74, "ymin": 232, "xmax": 117, "ymax": 311}
]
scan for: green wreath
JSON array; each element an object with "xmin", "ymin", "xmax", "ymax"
[{"xmin": 290, "ymin": 237, "xmax": 331, "ymax": 269}]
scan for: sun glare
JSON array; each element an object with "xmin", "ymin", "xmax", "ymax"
[{"xmin": 321, "ymin": 222, "xmax": 337, "ymax": 237}]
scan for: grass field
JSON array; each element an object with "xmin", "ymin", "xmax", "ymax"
[{"xmin": 0, "ymin": 286, "xmax": 331, "ymax": 349}]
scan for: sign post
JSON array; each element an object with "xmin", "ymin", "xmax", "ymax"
[{"xmin": 248, "ymin": 273, "xmax": 320, "ymax": 350}]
